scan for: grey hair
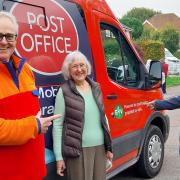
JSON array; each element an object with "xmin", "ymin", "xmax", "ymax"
[
  {"xmin": 0, "ymin": 11, "xmax": 18, "ymax": 34},
  {"xmin": 62, "ymin": 51, "xmax": 92, "ymax": 80}
]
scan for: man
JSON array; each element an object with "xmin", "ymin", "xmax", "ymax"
[
  {"xmin": 147, "ymin": 96, "xmax": 180, "ymax": 110},
  {"xmin": 161, "ymin": 58, "xmax": 169, "ymax": 94},
  {"xmin": 0, "ymin": 11, "xmax": 60, "ymax": 180}
]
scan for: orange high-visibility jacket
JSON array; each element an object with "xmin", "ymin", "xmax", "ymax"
[{"xmin": 0, "ymin": 52, "xmax": 46, "ymax": 180}]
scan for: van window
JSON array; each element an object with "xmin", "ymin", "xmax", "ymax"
[{"xmin": 100, "ymin": 23, "xmax": 140, "ymax": 87}]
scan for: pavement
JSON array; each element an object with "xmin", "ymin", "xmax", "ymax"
[
  {"xmin": 154, "ymin": 85, "xmax": 180, "ymax": 180},
  {"xmin": 164, "ymin": 85, "xmax": 180, "ymax": 97}
]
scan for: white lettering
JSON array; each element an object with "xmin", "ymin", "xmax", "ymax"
[
  {"xmin": 51, "ymin": 36, "xmax": 55, "ymax": 52},
  {"xmin": 27, "ymin": 12, "xmax": 65, "ymax": 33},
  {"xmin": 35, "ymin": 34, "xmax": 43, "ymax": 52},
  {"xmin": 43, "ymin": 35, "xmax": 51, "ymax": 53},
  {"xmin": 41, "ymin": 105, "xmax": 54, "ymax": 115},
  {"xmin": 56, "ymin": 17, "xmax": 64, "ymax": 33},
  {"xmin": 39, "ymin": 88, "xmax": 44, "ymax": 98},
  {"xmin": 38, "ymin": 15, "xmax": 50, "ymax": 32},
  {"xmin": 50, "ymin": 16, "xmax": 58, "ymax": 33},
  {"xmin": 24, "ymin": 12, "xmax": 75, "ymax": 54},
  {"xmin": 64, "ymin": 38, "xmax": 71, "ymax": 53},
  {"xmin": 56, "ymin": 36, "xmax": 64, "ymax": 53},
  {"xmin": 21, "ymin": 33, "xmax": 34, "ymax": 52},
  {"xmin": 39, "ymin": 87, "xmax": 58, "ymax": 99},
  {"xmin": 27, "ymin": 12, "xmax": 36, "ymax": 29},
  {"xmin": 21, "ymin": 33, "xmax": 73, "ymax": 53}
]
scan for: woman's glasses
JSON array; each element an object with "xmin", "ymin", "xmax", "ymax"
[{"xmin": 71, "ymin": 63, "xmax": 86, "ymax": 70}]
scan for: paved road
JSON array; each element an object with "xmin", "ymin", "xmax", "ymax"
[{"xmin": 111, "ymin": 86, "xmax": 180, "ymax": 180}]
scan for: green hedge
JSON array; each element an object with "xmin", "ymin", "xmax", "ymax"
[
  {"xmin": 137, "ymin": 40, "xmax": 164, "ymax": 62},
  {"xmin": 103, "ymin": 39, "xmax": 119, "ymax": 55},
  {"xmin": 103, "ymin": 39, "xmax": 120, "ymax": 66}
]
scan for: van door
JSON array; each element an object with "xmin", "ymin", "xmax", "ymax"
[{"xmin": 86, "ymin": 11, "xmax": 149, "ymax": 167}]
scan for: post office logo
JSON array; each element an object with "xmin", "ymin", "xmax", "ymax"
[{"xmin": 11, "ymin": 0, "xmax": 78, "ymax": 75}]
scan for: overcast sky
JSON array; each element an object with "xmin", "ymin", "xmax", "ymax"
[{"xmin": 105, "ymin": 0, "xmax": 180, "ymax": 18}]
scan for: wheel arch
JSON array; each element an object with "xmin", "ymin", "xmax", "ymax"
[{"xmin": 138, "ymin": 111, "xmax": 169, "ymax": 157}]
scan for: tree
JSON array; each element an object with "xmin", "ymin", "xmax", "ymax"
[
  {"xmin": 122, "ymin": 7, "xmax": 160, "ymax": 23},
  {"xmin": 120, "ymin": 17, "xmax": 143, "ymax": 39},
  {"xmin": 141, "ymin": 29, "xmax": 161, "ymax": 41},
  {"xmin": 160, "ymin": 27, "xmax": 179, "ymax": 53}
]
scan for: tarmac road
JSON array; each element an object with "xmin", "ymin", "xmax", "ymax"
[{"xmin": 111, "ymin": 86, "xmax": 180, "ymax": 180}]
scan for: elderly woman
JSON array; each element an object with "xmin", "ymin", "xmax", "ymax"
[{"xmin": 53, "ymin": 51, "xmax": 113, "ymax": 180}]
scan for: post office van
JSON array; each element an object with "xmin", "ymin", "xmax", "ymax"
[{"xmin": 0, "ymin": 0, "xmax": 169, "ymax": 179}]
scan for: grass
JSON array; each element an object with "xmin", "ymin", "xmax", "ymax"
[
  {"xmin": 167, "ymin": 76, "xmax": 180, "ymax": 87},
  {"xmin": 166, "ymin": 50, "xmax": 180, "ymax": 87}
]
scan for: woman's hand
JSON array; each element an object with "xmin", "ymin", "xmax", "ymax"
[
  {"xmin": 106, "ymin": 151, "xmax": 113, "ymax": 161},
  {"xmin": 56, "ymin": 160, "xmax": 66, "ymax": 176},
  {"xmin": 106, "ymin": 151, "xmax": 113, "ymax": 171}
]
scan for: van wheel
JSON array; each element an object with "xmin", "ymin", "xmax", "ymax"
[{"xmin": 136, "ymin": 125, "xmax": 164, "ymax": 178}]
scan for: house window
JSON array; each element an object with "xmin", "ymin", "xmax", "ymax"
[{"xmin": 105, "ymin": 30, "xmax": 111, "ymax": 37}]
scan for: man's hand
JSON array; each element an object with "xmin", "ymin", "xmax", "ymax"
[
  {"xmin": 146, "ymin": 101, "xmax": 156, "ymax": 110},
  {"xmin": 36, "ymin": 111, "xmax": 61, "ymax": 134}
]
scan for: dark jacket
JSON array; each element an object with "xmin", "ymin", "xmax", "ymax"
[
  {"xmin": 155, "ymin": 96, "xmax": 180, "ymax": 110},
  {"xmin": 61, "ymin": 77, "xmax": 112, "ymax": 158},
  {"xmin": 161, "ymin": 62, "xmax": 168, "ymax": 77}
]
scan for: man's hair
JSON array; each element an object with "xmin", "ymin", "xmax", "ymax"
[{"xmin": 0, "ymin": 11, "xmax": 18, "ymax": 34}]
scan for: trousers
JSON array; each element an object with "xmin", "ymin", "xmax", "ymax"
[{"xmin": 66, "ymin": 145, "xmax": 106, "ymax": 180}]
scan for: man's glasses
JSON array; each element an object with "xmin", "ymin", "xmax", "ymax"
[{"xmin": 0, "ymin": 33, "xmax": 17, "ymax": 42}]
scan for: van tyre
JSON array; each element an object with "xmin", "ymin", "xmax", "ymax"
[{"xmin": 137, "ymin": 125, "xmax": 164, "ymax": 178}]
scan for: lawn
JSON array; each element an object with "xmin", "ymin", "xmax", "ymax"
[{"xmin": 167, "ymin": 76, "xmax": 180, "ymax": 87}]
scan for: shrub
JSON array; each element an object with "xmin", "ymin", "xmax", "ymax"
[
  {"xmin": 160, "ymin": 27, "xmax": 179, "ymax": 53},
  {"xmin": 174, "ymin": 51, "xmax": 180, "ymax": 59},
  {"xmin": 137, "ymin": 40, "xmax": 164, "ymax": 62}
]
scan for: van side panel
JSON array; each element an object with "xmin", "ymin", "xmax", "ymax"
[{"xmin": 0, "ymin": 0, "xmax": 169, "ymax": 179}]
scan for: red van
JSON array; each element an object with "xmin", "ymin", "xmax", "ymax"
[{"xmin": 1, "ymin": 0, "xmax": 169, "ymax": 179}]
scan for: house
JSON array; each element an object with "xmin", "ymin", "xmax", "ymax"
[
  {"xmin": 143, "ymin": 13, "xmax": 180, "ymax": 31},
  {"xmin": 143, "ymin": 13, "xmax": 180, "ymax": 47},
  {"xmin": 122, "ymin": 24, "xmax": 133, "ymax": 39},
  {"xmin": 101, "ymin": 23, "xmax": 133, "ymax": 40}
]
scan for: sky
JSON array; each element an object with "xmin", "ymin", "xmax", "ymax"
[{"xmin": 105, "ymin": 0, "xmax": 180, "ymax": 18}]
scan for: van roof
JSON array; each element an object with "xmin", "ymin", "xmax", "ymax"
[{"xmin": 67, "ymin": 0, "xmax": 116, "ymax": 20}]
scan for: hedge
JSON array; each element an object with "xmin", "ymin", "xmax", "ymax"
[{"xmin": 136, "ymin": 40, "xmax": 164, "ymax": 63}]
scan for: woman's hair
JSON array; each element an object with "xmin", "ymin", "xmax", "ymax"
[
  {"xmin": 62, "ymin": 51, "xmax": 92, "ymax": 80},
  {"xmin": 0, "ymin": 11, "xmax": 18, "ymax": 34}
]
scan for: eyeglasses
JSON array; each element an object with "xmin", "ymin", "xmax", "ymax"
[
  {"xmin": 0, "ymin": 33, "xmax": 17, "ymax": 42},
  {"xmin": 71, "ymin": 63, "xmax": 86, "ymax": 70}
]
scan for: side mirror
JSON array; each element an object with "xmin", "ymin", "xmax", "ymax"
[
  {"xmin": 145, "ymin": 61, "xmax": 162, "ymax": 89},
  {"xmin": 149, "ymin": 61, "xmax": 162, "ymax": 80}
]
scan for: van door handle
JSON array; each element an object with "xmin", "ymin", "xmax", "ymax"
[
  {"xmin": 107, "ymin": 94, "xmax": 118, "ymax": 99},
  {"xmin": 111, "ymin": 112, "xmax": 115, "ymax": 118}
]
